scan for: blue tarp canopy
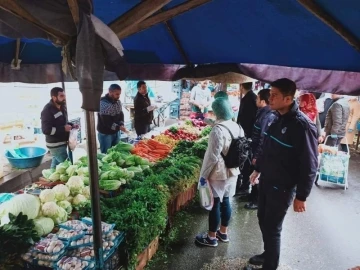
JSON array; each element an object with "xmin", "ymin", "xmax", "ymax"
[{"xmin": 0, "ymin": 0, "xmax": 360, "ymax": 94}]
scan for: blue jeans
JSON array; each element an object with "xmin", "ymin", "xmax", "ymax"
[
  {"xmin": 49, "ymin": 145, "xmax": 68, "ymax": 169},
  {"xmin": 98, "ymin": 132, "xmax": 120, "ymax": 154},
  {"xmin": 208, "ymin": 197, "xmax": 231, "ymax": 232}
]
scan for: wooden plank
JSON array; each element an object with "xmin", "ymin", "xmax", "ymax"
[
  {"xmin": 109, "ymin": 0, "xmax": 171, "ymax": 38},
  {"xmin": 67, "ymin": 0, "xmax": 80, "ymax": 25},
  {"xmin": 116, "ymin": 0, "xmax": 212, "ymax": 39},
  {"xmin": 297, "ymin": 0, "xmax": 360, "ymax": 52},
  {"xmin": 0, "ymin": 0, "xmax": 68, "ymax": 43}
]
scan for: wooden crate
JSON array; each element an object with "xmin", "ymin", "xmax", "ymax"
[
  {"xmin": 167, "ymin": 184, "xmax": 197, "ymax": 218},
  {"xmin": 136, "ymin": 236, "xmax": 160, "ymax": 270}
]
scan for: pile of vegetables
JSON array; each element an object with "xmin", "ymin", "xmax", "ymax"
[
  {"xmin": 131, "ymin": 139, "xmax": 172, "ymax": 162},
  {"xmin": 152, "ymin": 134, "xmax": 178, "ymax": 149},
  {"xmin": 164, "ymin": 126, "xmax": 199, "ymax": 141},
  {"xmin": 200, "ymin": 126, "xmax": 212, "ymax": 137}
]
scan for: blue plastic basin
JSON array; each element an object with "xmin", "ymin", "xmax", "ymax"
[{"xmin": 5, "ymin": 146, "xmax": 47, "ymax": 169}]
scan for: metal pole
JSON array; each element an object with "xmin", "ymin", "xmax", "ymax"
[{"xmin": 84, "ymin": 110, "xmax": 104, "ymax": 268}]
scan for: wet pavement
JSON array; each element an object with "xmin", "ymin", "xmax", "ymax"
[{"xmin": 148, "ymin": 151, "xmax": 360, "ymax": 270}]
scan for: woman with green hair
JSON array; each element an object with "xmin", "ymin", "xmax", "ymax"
[
  {"xmin": 214, "ymin": 91, "xmax": 229, "ymax": 100},
  {"xmin": 195, "ymin": 98, "xmax": 244, "ymax": 247}
]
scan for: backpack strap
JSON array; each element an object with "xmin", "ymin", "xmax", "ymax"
[{"xmin": 217, "ymin": 124, "xmax": 235, "ymax": 140}]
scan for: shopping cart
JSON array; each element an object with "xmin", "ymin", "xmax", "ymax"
[{"xmin": 315, "ymin": 135, "xmax": 350, "ymax": 190}]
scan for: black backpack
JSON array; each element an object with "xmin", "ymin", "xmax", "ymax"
[{"xmin": 217, "ymin": 124, "xmax": 251, "ymax": 169}]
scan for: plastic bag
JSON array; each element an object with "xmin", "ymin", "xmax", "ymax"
[
  {"xmin": 69, "ymin": 129, "xmax": 78, "ymax": 151},
  {"xmin": 56, "ymin": 256, "xmax": 94, "ymax": 270},
  {"xmin": 198, "ymin": 177, "xmax": 214, "ymax": 211},
  {"xmin": 56, "ymin": 228, "xmax": 85, "ymax": 242},
  {"xmin": 33, "ymin": 238, "xmax": 67, "ymax": 255},
  {"xmin": 67, "ymin": 245, "xmax": 113, "ymax": 262},
  {"xmin": 59, "ymin": 220, "xmax": 88, "ymax": 231},
  {"xmin": 81, "ymin": 217, "xmax": 115, "ymax": 235},
  {"xmin": 68, "ymin": 234, "xmax": 93, "ymax": 249}
]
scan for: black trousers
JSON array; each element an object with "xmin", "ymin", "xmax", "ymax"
[
  {"xmin": 249, "ymin": 183, "xmax": 258, "ymax": 203},
  {"xmin": 134, "ymin": 123, "xmax": 151, "ymax": 136},
  {"xmin": 257, "ymin": 183, "xmax": 294, "ymax": 270}
]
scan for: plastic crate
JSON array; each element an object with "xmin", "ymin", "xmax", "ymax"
[{"xmin": 319, "ymin": 174, "xmax": 345, "ymax": 184}]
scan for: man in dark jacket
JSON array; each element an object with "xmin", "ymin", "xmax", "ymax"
[
  {"xmin": 41, "ymin": 87, "xmax": 76, "ymax": 169},
  {"xmin": 244, "ymin": 79, "xmax": 318, "ymax": 270},
  {"xmin": 236, "ymin": 82, "xmax": 258, "ymax": 195},
  {"xmin": 133, "ymin": 81, "xmax": 155, "ymax": 136},
  {"xmin": 244, "ymin": 88, "xmax": 274, "ymax": 210},
  {"xmin": 97, "ymin": 84, "xmax": 127, "ymax": 153}
]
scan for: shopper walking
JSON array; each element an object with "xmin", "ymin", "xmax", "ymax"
[
  {"xmin": 97, "ymin": 84, "xmax": 127, "ymax": 154},
  {"xmin": 41, "ymin": 87, "xmax": 77, "ymax": 169},
  {"xmin": 244, "ymin": 78, "xmax": 318, "ymax": 270},
  {"xmin": 133, "ymin": 81, "xmax": 155, "ymax": 136},
  {"xmin": 195, "ymin": 98, "xmax": 243, "ymax": 247},
  {"xmin": 323, "ymin": 96, "xmax": 350, "ymax": 152},
  {"xmin": 245, "ymin": 88, "xmax": 274, "ymax": 210}
]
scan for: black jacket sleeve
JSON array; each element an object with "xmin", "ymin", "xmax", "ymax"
[
  {"xmin": 294, "ymin": 122, "xmax": 318, "ymax": 201},
  {"xmin": 41, "ymin": 108, "xmax": 65, "ymax": 135},
  {"xmin": 254, "ymin": 113, "xmax": 275, "ymax": 160}
]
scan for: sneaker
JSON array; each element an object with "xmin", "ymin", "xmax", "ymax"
[
  {"xmin": 195, "ymin": 233, "xmax": 218, "ymax": 247},
  {"xmin": 244, "ymin": 202, "xmax": 258, "ymax": 210},
  {"xmin": 216, "ymin": 230, "xmax": 229, "ymax": 242},
  {"xmin": 249, "ymin": 252, "xmax": 265, "ymax": 265}
]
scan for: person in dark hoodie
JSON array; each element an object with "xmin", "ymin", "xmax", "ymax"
[
  {"xmin": 133, "ymin": 81, "xmax": 155, "ymax": 136},
  {"xmin": 244, "ymin": 79, "xmax": 318, "ymax": 270},
  {"xmin": 41, "ymin": 87, "xmax": 78, "ymax": 169},
  {"xmin": 244, "ymin": 88, "xmax": 274, "ymax": 210},
  {"xmin": 97, "ymin": 84, "xmax": 127, "ymax": 154},
  {"xmin": 236, "ymin": 82, "xmax": 258, "ymax": 196}
]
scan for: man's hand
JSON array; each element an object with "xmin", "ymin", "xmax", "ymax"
[
  {"xmin": 293, "ymin": 198, "xmax": 306, "ymax": 212},
  {"xmin": 318, "ymin": 136, "xmax": 324, "ymax": 143},
  {"xmin": 73, "ymin": 124, "xmax": 79, "ymax": 129},
  {"xmin": 65, "ymin": 125, "xmax": 72, "ymax": 132},
  {"xmin": 349, "ymin": 266, "xmax": 360, "ymax": 270},
  {"xmin": 119, "ymin": 126, "xmax": 128, "ymax": 133},
  {"xmin": 249, "ymin": 171, "xmax": 260, "ymax": 185},
  {"xmin": 252, "ymin": 159, "xmax": 256, "ymax": 166}
]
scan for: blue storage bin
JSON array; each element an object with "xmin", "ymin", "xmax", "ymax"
[{"xmin": 5, "ymin": 147, "xmax": 47, "ymax": 169}]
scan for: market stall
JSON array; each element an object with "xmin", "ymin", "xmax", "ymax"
[{"xmin": 0, "ymin": 119, "xmax": 211, "ymax": 270}]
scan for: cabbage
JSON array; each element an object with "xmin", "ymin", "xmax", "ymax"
[
  {"xmin": 42, "ymin": 202, "xmax": 59, "ymax": 217},
  {"xmin": 0, "ymin": 194, "xmax": 40, "ymax": 225},
  {"xmin": 66, "ymin": 176, "xmax": 85, "ymax": 196},
  {"xmin": 57, "ymin": 200, "xmax": 73, "ymax": 215},
  {"xmin": 52, "ymin": 184, "xmax": 70, "ymax": 201},
  {"xmin": 76, "ymin": 167, "xmax": 89, "ymax": 177},
  {"xmin": 83, "ymin": 177, "xmax": 89, "ymax": 186},
  {"xmin": 53, "ymin": 206, "xmax": 68, "ymax": 225},
  {"xmin": 39, "ymin": 189, "xmax": 56, "ymax": 203},
  {"xmin": 55, "ymin": 160, "xmax": 71, "ymax": 174},
  {"xmin": 66, "ymin": 165, "xmax": 78, "ymax": 177},
  {"xmin": 60, "ymin": 174, "xmax": 69, "ymax": 182},
  {"xmin": 48, "ymin": 172, "xmax": 61, "ymax": 182},
  {"xmin": 33, "ymin": 217, "xmax": 54, "ymax": 236},
  {"xmin": 82, "ymin": 186, "xmax": 90, "ymax": 199},
  {"xmin": 42, "ymin": 169, "xmax": 54, "ymax": 179},
  {"xmin": 72, "ymin": 194, "xmax": 88, "ymax": 209}
]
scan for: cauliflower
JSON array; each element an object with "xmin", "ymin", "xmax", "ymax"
[
  {"xmin": 42, "ymin": 202, "xmax": 59, "ymax": 217},
  {"xmin": 57, "ymin": 200, "xmax": 73, "ymax": 215},
  {"xmin": 66, "ymin": 176, "xmax": 84, "ymax": 196},
  {"xmin": 82, "ymin": 186, "xmax": 91, "ymax": 200},
  {"xmin": 72, "ymin": 194, "xmax": 88, "ymax": 210},
  {"xmin": 53, "ymin": 206, "xmax": 68, "ymax": 224},
  {"xmin": 52, "ymin": 184, "xmax": 70, "ymax": 201},
  {"xmin": 39, "ymin": 189, "xmax": 56, "ymax": 203}
]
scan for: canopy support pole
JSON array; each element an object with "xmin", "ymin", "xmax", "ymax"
[
  {"xmin": 84, "ymin": 110, "xmax": 104, "ymax": 269},
  {"xmin": 114, "ymin": 0, "xmax": 212, "ymax": 39},
  {"xmin": 13, "ymin": 38, "xmax": 20, "ymax": 68},
  {"xmin": 297, "ymin": 0, "xmax": 360, "ymax": 52},
  {"xmin": 163, "ymin": 20, "xmax": 190, "ymax": 65}
]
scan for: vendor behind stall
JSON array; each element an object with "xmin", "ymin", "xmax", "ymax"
[
  {"xmin": 189, "ymin": 80, "xmax": 211, "ymax": 119},
  {"xmin": 97, "ymin": 84, "xmax": 127, "ymax": 154},
  {"xmin": 41, "ymin": 87, "xmax": 78, "ymax": 169},
  {"xmin": 134, "ymin": 81, "xmax": 155, "ymax": 136}
]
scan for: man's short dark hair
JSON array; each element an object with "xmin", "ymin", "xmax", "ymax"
[
  {"xmin": 50, "ymin": 87, "xmax": 64, "ymax": 97},
  {"xmin": 258, "ymin": 88, "xmax": 270, "ymax": 104},
  {"xmin": 242, "ymin": 82, "xmax": 253, "ymax": 91},
  {"xmin": 137, "ymin": 81, "xmax": 146, "ymax": 89},
  {"xmin": 109, "ymin": 84, "xmax": 121, "ymax": 91},
  {"xmin": 271, "ymin": 78, "xmax": 296, "ymax": 97}
]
